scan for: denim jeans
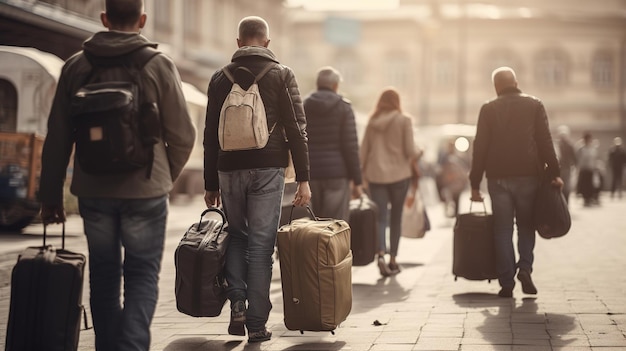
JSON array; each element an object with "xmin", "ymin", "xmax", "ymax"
[
  {"xmin": 219, "ymin": 168, "xmax": 285, "ymax": 332},
  {"xmin": 79, "ymin": 195, "xmax": 168, "ymax": 351},
  {"xmin": 369, "ymin": 178, "xmax": 410, "ymax": 257},
  {"xmin": 487, "ymin": 177, "xmax": 539, "ymax": 289}
]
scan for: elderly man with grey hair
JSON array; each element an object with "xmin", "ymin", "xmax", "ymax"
[
  {"xmin": 469, "ymin": 66, "xmax": 563, "ymax": 298},
  {"xmin": 303, "ymin": 66, "xmax": 362, "ymax": 221}
]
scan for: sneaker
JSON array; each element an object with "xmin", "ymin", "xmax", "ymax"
[
  {"xmin": 498, "ymin": 287, "xmax": 513, "ymax": 298},
  {"xmin": 248, "ymin": 328, "xmax": 272, "ymax": 343},
  {"xmin": 228, "ymin": 300, "xmax": 246, "ymax": 336},
  {"xmin": 517, "ymin": 269, "xmax": 538, "ymax": 294}
]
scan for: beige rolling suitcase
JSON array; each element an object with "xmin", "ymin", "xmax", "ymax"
[{"xmin": 277, "ymin": 207, "xmax": 353, "ymax": 332}]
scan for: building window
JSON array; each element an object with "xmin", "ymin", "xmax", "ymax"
[
  {"xmin": 535, "ymin": 48, "xmax": 570, "ymax": 87},
  {"xmin": 433, "ymin": 50, "xmax": 455, "ymax": 88},
  {"xmin": 591, "ymin": 51, "xmax": 614, "ymax": 89}
]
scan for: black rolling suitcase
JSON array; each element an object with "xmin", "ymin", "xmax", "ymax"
[
  {"xmin": 348, "ymin": 194, "xmax": 379, "ymax": 266},
  {"xmin": 5, "ymin": 224, "xmax": 87, "ymax": 351},
  {"xmin": 452, "ymin": 202, "xmax": 498, "ymax": 281}
]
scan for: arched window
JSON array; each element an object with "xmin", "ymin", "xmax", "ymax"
[
  {"xmin": 0, "ymin": 79, "xmax": 18, "ymax": 133},
  {"xmin": 591, "ymin": 50, "xmax": 614, "ymax": 89},
  {"xmin": 535, "ymin": 48, "xmax": 570, "ymax": 87}
]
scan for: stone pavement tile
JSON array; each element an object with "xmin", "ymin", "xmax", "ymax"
[
  {"xmin": 418, "ymin": 328, "xmax": 463, "ymax": 338},
  {"xmin": 510, "ymin": 346, "xmax": 551, "ymax": 351},
  {"xmin": 549, "ymin": 336, "xmax": 591, "ymax": 347},
  {"xmin": 511, "ymin": 337, "xmax": 551, "ymax": 346},
  {"xmin": 552, "ymin": 348, "xmax": 593, "ymax": 351},
  {"xmin": 588, "ymin": 337, "xmax": 626, "ymax": 347},
  {"xmin": 411, "ymin": 337, "xmax": 461, "ymax": 351},
  {"xmin": 460, "ymin": 345, "xmax": 512, "ymax": 351},
  {"xmin": 374, "ymin": 331, "xmax": 419, "ymax": 344},
  {"xmin": 370, "ymin": 343, "xmax": 414, "ymax": 351}
]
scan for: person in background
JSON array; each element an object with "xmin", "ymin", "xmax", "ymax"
[
  {"xmin": 469, "ymin": 67, "xmax": 562, "ymax": 298},
  {"xmin": 38, "ymin": 0, "xmax": 196, "ymax": 349},
  {"xmin": 436, "ymin": 139, "xmax": 469, "ymax": 217},
  {"xmin": 608, "ymin": 136, "xmax": 626, "ymax": 199},
  {"xmin": 576, "ymin": 132, "xmax": 600, "ymax": 206},
  {"xmin": 203, "ymin": 16, "xmax": 310, "ymax": 343},
  {"xmin": 360, "ymin": 88, "xmax": 419, "ymax": 277},
  {"xmin": 304, "ymin": 66, "xmax": 362, "ymax": 221},
  {"xmin": 555, "ymin": 125, "xmax": 577, "ymax": 203}
]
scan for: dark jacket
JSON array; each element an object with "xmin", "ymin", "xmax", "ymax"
[
  {"xmin": 39, "ymin": 31, "xmax": 195, "ymax": 205},
  {"xmin": 303, "ymin": 89, "xmax": 362, "ymax": 184},
  {"xmin": 203, "ymin": 46, "xmax": 309, "ymax": 191},
  {"xmin": 469, "ymin": 87, "xmax": 560, "ymax": 190}
]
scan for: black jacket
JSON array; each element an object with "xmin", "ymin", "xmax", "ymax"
[
  {"xmin": 469, "ymin": 87, "xmax": 560, "ymax": 190},
  {"xmin": 203, "ymin": 46, "xmax": 309, "ymax": 191},
  {"xmin": 303, "ymin": 89, "xmax": 362, "ymax": 184}
]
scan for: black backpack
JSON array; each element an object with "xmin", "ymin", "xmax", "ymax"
[{"xmin": 70, "ymin": 46, "xmax": 161, "ymax": 177}]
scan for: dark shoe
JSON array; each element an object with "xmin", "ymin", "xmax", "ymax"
[
  {"xmin": 248, "ymin": 328, "xmax": 272, "ymax": 343},
  {"xmin": 228, "ymin": 300, "xmax": 246, "ymax": 336},
  {"xmin": 517, "ymin": 269, "xmax": 538, "ymax": 294},
  {"xmin": 388, "ymin": 262, "xmax": 401, "ymax": 275},
  {"xmin": 498, "ymin": 287, "xmax": 513, "ymax": 298},
  {"xmin": 377, "ymin": 256, "xmax": 391, "ymax": 277}
]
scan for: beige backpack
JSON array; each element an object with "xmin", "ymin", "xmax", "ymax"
[{"xmin": 218, "ymin": 64, "xmax": 276, "ymax": 151}]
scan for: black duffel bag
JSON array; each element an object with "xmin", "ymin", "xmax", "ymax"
[{"xmin": 534, "ymin": 174, "xmax": 571, "ymax": 239}]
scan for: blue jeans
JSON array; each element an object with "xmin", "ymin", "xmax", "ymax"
[
  {"xmin": 487, "ymin": 177, "xmax": 539, "ymax": 289},
  {"xmin": 369, "ymin": 178, "xmax": 410, "ymax": 257},
  {"xmin": 219, "ymin": 168, "xmax": 285, "ymax": 332},
  {"xmin": 309, "ymin": 178, "xmax": 351, "ymax": 221},
  {"xmin": 78, "ymin": 196, "xmax": 168, "ymax": 351}
]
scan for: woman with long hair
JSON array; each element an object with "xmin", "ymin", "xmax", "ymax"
[{"xmin": 360, "ymin": 88, "xmax": 419, "ymax": 276}]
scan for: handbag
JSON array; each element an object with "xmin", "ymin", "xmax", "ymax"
[
  {"xmin": 534, "ymin": 174, "xmax": 571, "ymax": 239},
  {"xmin": 174, "ymin": 207, "xmax": 230, "ymax": 317},
  {"xmin": 401, "ymin": 190, "xmax": 427, "ymax": 239}
]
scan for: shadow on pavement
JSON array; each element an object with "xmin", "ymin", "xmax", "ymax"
[
  {"xmin": 280, "ymin": 341, "xmax": 346, "ymax": 351},
  {"xmin": 163, "ymin": 338, "xmax": 243, "ymax": 351},
  {"xmin": 351, "ymin": 275, "xmax": 412, "ymax": 314},
  {"xmin": 453, "ymin": 294, "xmax": 578, "ymax": 348}
]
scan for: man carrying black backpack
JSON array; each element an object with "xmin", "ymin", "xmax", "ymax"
[{"xmin": 39, "ymin": 1, "xmax": 195, "ymax": 350}]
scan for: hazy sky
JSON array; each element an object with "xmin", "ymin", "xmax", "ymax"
[{"xmin": 286, "ymin": 0, "xmax": 400, "ymax": 11}]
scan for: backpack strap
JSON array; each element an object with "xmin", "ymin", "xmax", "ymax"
[{"xmin": 222, "ymin": 62, "xmax": 275, "ymax": 83}]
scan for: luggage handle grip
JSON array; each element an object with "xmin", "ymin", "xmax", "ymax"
[
  {"xmin": 198, "ymin": 207, "xmax": 227, "ymax": 234},
  {"xmin": 288, "ymin": 205, "xmax": 317, "ymax": 223},
  {"xmin": 468, "ymin": 201, "xmax": 488, "ymax": 214}
]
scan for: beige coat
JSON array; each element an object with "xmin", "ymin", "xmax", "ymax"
[{"xmin": 360, "ymin": 110, "xmax": 417, "ymax": 184}]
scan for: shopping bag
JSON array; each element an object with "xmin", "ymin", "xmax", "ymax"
[
  {"xmin": 401, "ymin": 191, "xmax": 427, "ymax": 238},
  {"xmin": 534, "ymin": 175, "xmax": 571, "ymax": 239}
]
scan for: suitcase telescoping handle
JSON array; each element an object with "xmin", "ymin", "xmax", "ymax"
[
  {"xmin": 43, "ymin": 222, "xmax": 66, "ymax": 249},
  {"xmin": 468, "ymin": 200, "xmax": 488, "ymax": 214}
]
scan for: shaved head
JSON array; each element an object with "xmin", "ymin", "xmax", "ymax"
[
  {"xmin": 105, "ymin": 0, "xmax": 143, "ymax": 28},
  {"xmin": 492, "ymin": 67, "xmax": 518, "ymax": 95},
  {"xmin": 238, "ymin": 16, "xmax": 270, "ymax": 46}
]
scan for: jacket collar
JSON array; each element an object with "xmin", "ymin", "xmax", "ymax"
[
  {"xmin": 497, "ymin": 86, "xmax": 522, "ymax": 97},
  {"xmin": 231, "ymin": 46, "xmax": 279, "ymax": 63}
]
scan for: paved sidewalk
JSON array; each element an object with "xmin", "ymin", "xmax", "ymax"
[{"xmin": 2, "ymin": 194, "xmax": 626, "ymax": 350}]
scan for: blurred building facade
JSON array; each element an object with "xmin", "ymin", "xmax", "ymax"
[
  {"xmin": 0, "ymin": 0, "xmax": 286, "ymax": 89},
  {"xmin": 285, "ymin": 0, "xmax": 626, "ymax": 151},
  {"xmin": 1, "ymin": 0, "xmax": 625, "ymax": 150}
]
